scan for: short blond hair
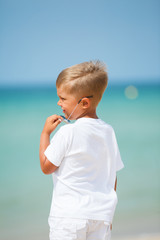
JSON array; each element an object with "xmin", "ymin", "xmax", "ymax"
[{"xmin": 56, "ymin": 60, "xmax": 108, "ymax": 106}]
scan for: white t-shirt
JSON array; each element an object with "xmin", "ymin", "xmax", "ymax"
[{"xmin": 44, "ymin": 118, "xmax": 124, "ymax": 223}]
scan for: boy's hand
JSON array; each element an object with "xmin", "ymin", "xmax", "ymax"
[{"xmin": 42, "ymin": 115, "xmax": 62, "ymax": 135}]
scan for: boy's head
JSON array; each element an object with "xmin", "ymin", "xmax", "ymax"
[{"xmin": 56, "ymin": 60, "xmax": 108, "ymax": 108}]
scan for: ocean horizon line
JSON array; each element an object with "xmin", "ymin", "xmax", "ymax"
[{"xmin": 0, "ymin": 80, "xmax": 160, "ymax": 90}]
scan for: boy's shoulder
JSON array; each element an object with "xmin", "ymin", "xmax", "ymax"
[
  {"xmin": 58, "ymin": 118, "xmax": 115, "ymax": 134},
  {"xmin": 76, "ymin": 118, "xmax": 114, "ymax": 129},
  {"xmin": 53, "ymin": 119, "xmax": 116, "ymax": 146},
  {"xmin": 51, "ymin": 123, "xmax": 74, "ymax": 143}
]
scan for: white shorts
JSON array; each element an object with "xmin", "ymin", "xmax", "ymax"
[{"xmin": 48, "ymin": 217, "xmax": 111, "ymax": 240}]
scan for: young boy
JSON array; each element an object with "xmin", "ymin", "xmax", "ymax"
[{"xmin": 39, "ymin": 61, "xmax": 124, "ymax": 240}]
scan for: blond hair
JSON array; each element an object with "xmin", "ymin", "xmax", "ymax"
[{"xmin": 56, "ymin": 60, "xmax": 108, "ymax": 106}]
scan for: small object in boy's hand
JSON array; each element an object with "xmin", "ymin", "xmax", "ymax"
[{"xmin": 60, "ymin": 115, "xmax": 71, "ymax": 124}]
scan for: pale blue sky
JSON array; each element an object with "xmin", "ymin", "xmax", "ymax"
[{"xmin": 0, "ymin": 0, "xmax": 160, "ymax": 86}]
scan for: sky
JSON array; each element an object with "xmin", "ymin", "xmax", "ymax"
[{"xmin": 0, "ymin": 0, "xmax": 160, "ymax": 86}]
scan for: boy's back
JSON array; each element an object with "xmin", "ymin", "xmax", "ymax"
[{"xmin": 44, "ymin": 117, "xmax": 123, "ymax": 223}]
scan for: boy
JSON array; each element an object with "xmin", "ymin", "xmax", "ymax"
[{"xmin": 39, "ymin": 61, "xmax": 124, "ymax": 240}]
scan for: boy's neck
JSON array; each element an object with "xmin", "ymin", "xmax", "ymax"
[{"xmin": 76, "ymin": 109, "xmax": 98, "ymax": 120}]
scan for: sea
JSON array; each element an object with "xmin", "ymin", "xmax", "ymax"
[{"xmin": 0, "ymin": 83, "xmax": 160, "ymax": 240}]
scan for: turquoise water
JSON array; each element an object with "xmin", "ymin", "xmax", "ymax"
[{"xmin": 0, "ymin": 84, "xmax": 160, "ymax": 239}]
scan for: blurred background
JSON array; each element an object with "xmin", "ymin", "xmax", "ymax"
[{"xmin": 0, "ymin": 0, "xmax": 160, "ymax": 239}]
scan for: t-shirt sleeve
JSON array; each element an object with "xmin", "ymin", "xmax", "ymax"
[
  {"xmin": 44, "ymin": 127, "xmax": 69, "ymax": 167},
  {"xmin": 112, "ymin": 129, "xmax": 124, "ymax": 172},
  {"xmin": 115, "ymin": 144, "xmax": 124, "ymax": 171}
]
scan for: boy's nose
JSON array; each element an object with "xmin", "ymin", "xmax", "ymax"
[{"xmin": 57, "ymin": 100, "xmax": 61, "ymax": 106}]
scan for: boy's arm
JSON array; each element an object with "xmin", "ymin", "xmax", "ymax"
[
  {"xmin": 114, "ymin": 176, "xmax": 117, "ymax": 191},
  {"xmin": 110, "ymin": 176, "xmax": 117, "ymax": 230},
  {"xmin": 39, "ymin": 115, "xmax": 62, "ymax": 175}
]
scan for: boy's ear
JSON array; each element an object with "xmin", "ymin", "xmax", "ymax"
[{"xmin": 81, "ymin": 98, "xmax": 90, "ymax": 109}]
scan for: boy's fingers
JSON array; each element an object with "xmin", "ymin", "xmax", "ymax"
[
  {"xmin": 53, "ymin": 118, "xmax": 61, "ymax": 127},
  {"xmin": 51, "ymin": 115, "xmax": 63, "ymax": 122},
  {"xmin": 47, "ymin": 115, "xmax": 62, "ymax": 124}
]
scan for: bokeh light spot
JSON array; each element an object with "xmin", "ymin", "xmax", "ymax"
[{"xmin": 124, "ymin": 85, "xmax": 139, "ymax": 99}]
